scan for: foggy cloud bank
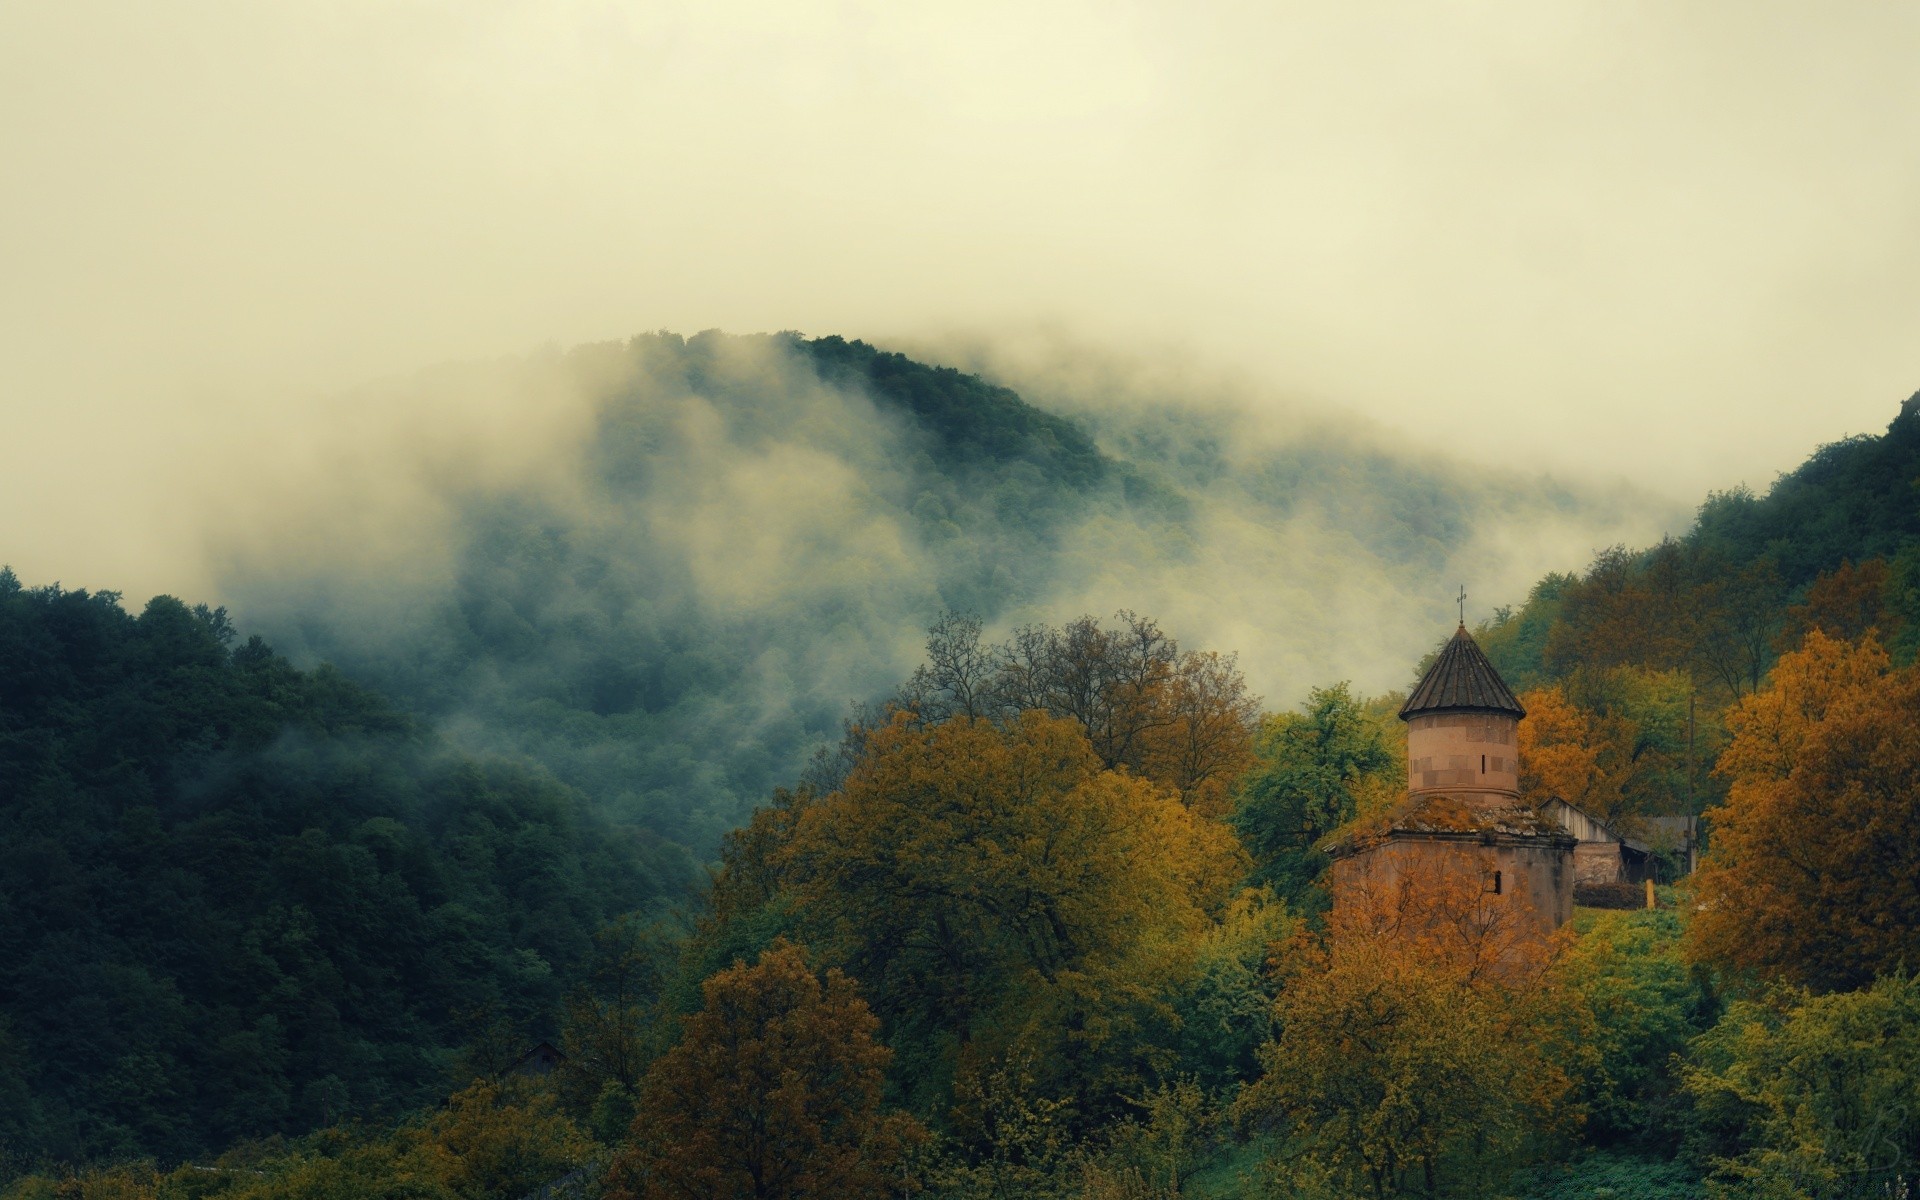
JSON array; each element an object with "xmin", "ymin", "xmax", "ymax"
[{"xmin": 214, "ymin": 332, "xmax": 1680, "ymax": 847}]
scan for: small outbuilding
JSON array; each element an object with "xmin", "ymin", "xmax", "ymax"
[
  {"xmin": 1541, "ymin": 799, "xmax": 1697, "ymax": 887},
  {"xmin": 510, "ymin": 1041, "xmax": 566, "ymax": 1078}
]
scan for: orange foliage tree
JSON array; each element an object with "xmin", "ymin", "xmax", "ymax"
[
  {"xmin": 1241, "ymin": 855, "xmax": 1582, "ymax": 1196},
  {"xmin": 1689, "ymin": 630, "xmax": 1920, "ymax": 989},
  {"xmin": 609, "ymin": 941, "xmax": 924, "ymax": 1200},
  {"xmin": 1776, "ymin": 557, "xmax": 1896, "ymax": 650},
  {"xmin": 1516, "ymin": 671, "xmax": 1695, "ymax": 827},
  {"xmin": 1517, "ymin": 686, "xmax": 1623, "ymax": 817}
]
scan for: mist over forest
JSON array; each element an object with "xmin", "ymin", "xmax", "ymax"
[
  {"xmin": 13, "ymin": 329, "xmax": 1920, "ymax": 1194},
  {"xmin": 213, "ymin": 331, "xmax": 1677, "ymax": 851},
  {"xmin": 16, "ymin": 4, "xmax": 1920, "ymax": 1194}
]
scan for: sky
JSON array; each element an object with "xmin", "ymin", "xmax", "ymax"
[{"xmin": 4, "ymin": 1, "xmax": 1919, "ymax": 604}]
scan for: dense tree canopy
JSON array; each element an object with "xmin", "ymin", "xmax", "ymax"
[
  {"xmin": 1690, "ymin": 632, "xmax": 1920, "ymax": 990},
  {"xmin": 1685, "ymin": 975, "xmax": 1920, "ymax": 1196},
  {"xmin": 0, "ymin": 573, "xmax": 684, "ymax": 1162},
  {"xmin": 609, "ymin": 941, "xmax": 922, "ymax": 1200},
  {"xmin": 17, "ymin": 388, "xmax": 1920, "ymax": 1198},
  {"xmin": 1230, "ymin": 683, "xmax": 1401, "ymax": 907},
  {"xmin": 780, "ymin": 713, "xmax": 1243, "ymax": 1092}
]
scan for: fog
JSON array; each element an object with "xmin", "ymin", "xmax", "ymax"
[
  {"xmin": 5, "ymin": 3, "xmax": 1920, "ymax": 605},
  {"xmin": 4, "ymin": 4, "xmax": 1917, "ymax": 831},
  {"xmin": 201, "ymin": 332, "xmax": 1675, "ymax": 844}
]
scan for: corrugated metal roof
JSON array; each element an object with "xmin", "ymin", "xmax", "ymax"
[{"xmin": 1399, "ymin": 625, "xmax": 1527, "ymax": 720}]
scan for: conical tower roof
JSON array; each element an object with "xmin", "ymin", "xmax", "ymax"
[{"xmin": 1398, "ymin": 625, "xmax": 1526, "ymax": 721}]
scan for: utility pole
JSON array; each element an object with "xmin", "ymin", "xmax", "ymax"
[{"xmin": 1687, "ymin": 687, "xmax": 1698, "ymax": 874}]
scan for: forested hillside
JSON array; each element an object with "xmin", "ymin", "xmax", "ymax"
[
  {"xmin": 14, "ymin": 349, "xmax": 1920, "ymax": 1199},
  {"xmin": 219, "ymin": 331, "xmax": 1664, "ymax": 854},
  {"xmin": 1465, "ymin": 393, "xmax": 1920, "ymax": 833},
  {"xmin": 0, "ymin": 574, "xmax": 690, "ymax": 1164}
]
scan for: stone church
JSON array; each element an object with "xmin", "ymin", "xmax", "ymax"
[{"xmin": 1327, "ymin": 624, "xmax": 1576, "ymax": 939}]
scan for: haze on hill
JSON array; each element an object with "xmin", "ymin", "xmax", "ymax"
[
  {"xmin": 6, "ymin": 2, "xmax": 1920, "ymax": 609},
  {"xmin": 207, "ymin": 332, "xmax": 1677, "ymax": 848}
]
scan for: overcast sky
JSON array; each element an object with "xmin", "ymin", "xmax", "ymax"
[{"xmin": 5, "ymin": 1, "xmax": 1918, "ymax": 601}]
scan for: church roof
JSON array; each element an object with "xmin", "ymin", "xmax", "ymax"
[
  {"xmin": 1398, "ymin": 625, "xmax": 1526, "ymax": 721},
  {"xmin": 1321, "ymin": 793, "xmax": 1573, "ymax": 858}
]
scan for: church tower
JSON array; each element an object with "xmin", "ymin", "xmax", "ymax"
[
  {"xmin": 1327, "ymin": 623, "xmax": 1576, "ymax": 939},
  {"xmin": 1402, "ymin": 624, "xmax": 1526, "ymax": 808}
]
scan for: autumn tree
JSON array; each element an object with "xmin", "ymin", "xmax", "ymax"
[
  {"xmin": 1689, "ymin": 631, "xmax": 1920, "ymax": 990},
  {"xmin": 1231, "ymin": 683, "xmax": 1400, "ymax": 906},
  {"xmin": 890, "ymin": 611, "xmax": 1259, "ymax": 811},
  {"xmin": 609, "ymin": 941, "xmax": 923, "ymax": 1200},
  {"xmin": 777, "ymin": 710, "xmax": 1244, "ymax": 1110},
  {"xmin": 1241, "ymin": 856, "xmax": 1580, "ymax": 1197},
  {"xmin": 409, "ymin": 1079, "xmax": 596, "ymax": 1200},
  {"xmin": 559, "ymin": 916, "xmax": 671, "ymax": 1139},
  {"xmin": 1516, "ymin": 672, "xmax": 1692, "ymax": 826},
  {"xmin": 1776, "ymin": 557, "xmax": 1896, "ymax": 650},
  {"xmin": 711, "ymin": 785, "xmax": 815, "ymax": 924},
  {"xmin": 1517, "ymin": 685, "xmax": 1618, "ymax": 815}
]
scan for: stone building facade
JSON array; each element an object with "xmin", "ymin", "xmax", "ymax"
[{"xmin": 1328, "ymin": 625, "xmax": 1576, "ymax": 942}]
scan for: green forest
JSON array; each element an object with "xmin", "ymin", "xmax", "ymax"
[{"xmin": 8, "ymin": 346, "xmax": 1920, "ymax": 1199}]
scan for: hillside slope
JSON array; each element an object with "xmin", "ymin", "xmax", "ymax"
[
  {"xmin": 218, "ymin": 332, "xmax": 1673, "ymax": 849},
  {"xmin": 0, "ymin": 575, "xmax": 687, "ymax": 1162}
]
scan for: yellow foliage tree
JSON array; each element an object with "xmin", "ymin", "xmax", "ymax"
[
  {"xmin": 1689, "ymin": 630, "xmax": 1920, "ymax": 989},
  {"xmin": 783, "ymin": 712, "xmax": 1241, "ymax": 1026},
  {"xmin": 407, "ymin": 1079, "xmax": 595, "ymax": 1200},
  {"xmin": 1517, "ymin": 685, "xmax": 1620, "ymax": 815},
  {"xmin": 777, "ymin": 710, "xmax": 1245, "ymax": 1122}
]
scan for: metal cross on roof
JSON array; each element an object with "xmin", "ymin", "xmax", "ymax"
[{"xmin": 1457, "ymin": 585, "xmax": 1466, "ymax": 626}]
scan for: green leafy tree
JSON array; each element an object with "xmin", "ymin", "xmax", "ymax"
[
  {"xmin": 559, "ymin": 917, "xmax": 670, "ymax": 1140},
  {"xmin": 1684, "ymin": 975, "xmax": 1920, "ymax": 1198},
  {"xmin": 1559, "ymin": 909, "xmax": 1717, "ymax": 1146},
  {"xmin": 1230, "ymin": 684, "xmax": 1400, "ymax": 908}
]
